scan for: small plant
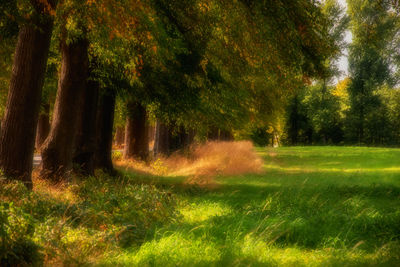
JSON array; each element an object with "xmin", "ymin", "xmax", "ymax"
[
  {"xmin": 112, "ymin": 150, "xmax": 123, "ymax": 161},
  {"xmin": 151, "ymin": 158, "xmax": 168, "ymax": 175}
]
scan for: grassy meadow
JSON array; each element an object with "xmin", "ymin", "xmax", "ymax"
[{"xmin": 2, "ymin": 146, "xmax": 400, "ymax": 266}]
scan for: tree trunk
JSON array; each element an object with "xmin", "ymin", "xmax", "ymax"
[
  {"xmin": 154, "ymin": 120, "xmax": 170, "ymax": 156},
  {"xmin": 220, "ymin": 130, "xmax": 233, "ymax": 141},
  {"xmin": 169, "ymin": 126, "xmax": 194, "ymax": 152},
  {"xmin": 148, "ymin": 124, "xmax": 156, "ymax": 151},
  {"xmin": 207, "ymin": 127, "xmax": 219, "ymax": 141},
  {"xmin": 114, "ymin": 126, "xmax": 125, "ymax": 147},
  {"xmin": 41, "ymin": 38, "xmax": 89, "ymax": 181},
  {"xmin": 35, "ymin": 103, "xmax": 50, "ymax": 151},
  {"xmin": 123, "ymin": 102, "xmax": 148, "ymax": 160},
  {"xmin": 73, "ymin": 79, "xmax": 99, "ymax": 176},
  {"xmin": 94, "ymin": 90, "xmax": 116, "ymax": 173},
  {"xmin": 0, "ymin": 17, "xmax": 53, "ymax": 187}
]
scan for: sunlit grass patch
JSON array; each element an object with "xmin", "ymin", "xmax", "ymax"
[
  {"xmin": 104, "ymin": 234, "xmax": 222, "ymax": 266},
  {"xmin": 235, "ymin": 234, "xmax": 400, "ymax": 266},
  {"xmin": 179, "ymin": 201, "xmax": 233, "ymax": 223}
]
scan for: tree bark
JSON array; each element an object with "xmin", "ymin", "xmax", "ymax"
[
  {"xmin": 114, "ymin": 126, "xmax": 125, "ymax": 147},
  {"xmin": 154, "ymin": 120, "xmax": 170, "ymax": 156},
  {"xmin": 41, "ymin": 38, "xmax": 89, "ymax": 181},
  {"xmin": 0, "ymin": 15, "xmax": 54, "ymax": 187},
  {"xmin": 35, "ymin": 103, "xmax": 50, "ymax": 151},
  {"xmin": 94, "ymin": 90, "xmax": 116, "ymax": 173},
  {"xmin": 73, "ymin": 79, "xmax": 99, "ymax": 176},
  {"xmin": 123, "ymin": 102, "xmax": 148, "ymax": 160}
]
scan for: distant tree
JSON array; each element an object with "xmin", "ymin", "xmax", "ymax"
[{"xmin": 345, "ymin": 0, "xmax": 399, "ymax": 144}]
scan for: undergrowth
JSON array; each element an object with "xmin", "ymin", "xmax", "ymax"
[{"xmin": 0, "ymin": 171, "xmax": 178, "ymax": 266}]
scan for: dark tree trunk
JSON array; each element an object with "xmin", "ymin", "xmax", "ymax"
[
  {"xmin": 154, "ymin": 120, "xmax": 170, "ymax": 156},
  {"xmin": 35, "ymin": 103, "xmax": 50, "ymax": 151},
  {"xmin": 169, "ymin": 126, "xmax": 193, "ymax": 152},
  {"xmin": 94, "ymin": 90, "xmax": 116, "ymax": 173},
  {"xmin": 123, "ymin": 102, "xmax": 148, "ymax": 160},
  {"xmin": 207, "ymin": 127, "xmax": 219, "ymax": 141},
  {"xmin": 73, "ymin": 79, "xmax": 99, "ymax": 176},
  {"xmin": 0, "ymin": 15, "xmax": 54, "ymax": 187},
  {"xmin": 41, "ymin": 38, "xmax": 89, "ymax": 181},
  {"xmin": 114, "ymin": 126, "xmax": 125, "ymax": 147},
  {"xmin": 220, "ymin": 130, "xmax": 233, "ymax": 141}
]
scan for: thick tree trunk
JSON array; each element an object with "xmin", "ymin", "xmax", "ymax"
[
  {"xmin": 0, "ymin": 18, "xmax": 53, "ymax": 187},
  {"xmin": 41, "ymin": 38, "xmax": 89, "ymax": 181},
  {"xmin": 73, "ymin": 79, "xmax": 99, "ymax": 176},
  {"xmin": 35, "ymin": 103, "xmax": 50, "ymax": 151},
  {"xmin": 123, "ymin": 102, "xmax": 148, "ymax": 160},
  {"xmin": 114, "ymin": 126, "xmax": 125, "ymax": 147},
  {"xmin": 154, "ymin": 121, "xmax": 170, "ymax": 156},
  {"xmin": 94, "ymin": 90, "xmax": 116, "ymax": 173}
]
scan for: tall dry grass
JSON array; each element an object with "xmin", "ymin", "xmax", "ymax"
[
  {"xmin": 116, "ymin": 141, "xmax": 263, "ymax": 185},
  {"xmin": 168, "ymin": 141, "xmax": 262, "ymax": 176}
]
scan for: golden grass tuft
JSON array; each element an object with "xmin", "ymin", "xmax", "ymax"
[{"xmin": 115, "ymin": 141, "xmax": 263, "ymax": 185}]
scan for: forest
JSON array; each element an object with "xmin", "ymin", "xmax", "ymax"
[{"xmin": 0, "ymin": 0, "xmax": 400, "ymax": 266}]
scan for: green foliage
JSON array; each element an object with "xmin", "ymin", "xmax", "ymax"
[{"xmin": 0, "ymin": 201, "xmax": 42, "ymax": 266}]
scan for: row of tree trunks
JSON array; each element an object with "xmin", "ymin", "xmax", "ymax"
[
  {"xmin": 35, "ymin": 103, "xmax": 50, "ymax": 151},
  {"xmin": 153, "ymin": 121, "xmax": 196, "ymax": 156},
  {"xmin": 0, "ymin": 12, "xmax": 54, "ymax": 188},
  {"xmin": 207, "ymin": 127, "xmax": 233, "ymax": 141},
  {"xmin": 40, "ymin": 38, "xmax": 89, "ymax": 181},
  {"xmin": 94, "ymin": 91, "xmax": 116, "ymax": 173},
  {"xmin": 123, "ymin": 101, "xmax": 149, "ymax": 160},
  {"xmin": 72, "ymin": 79, "xmax": 99, "ymax": 176}
]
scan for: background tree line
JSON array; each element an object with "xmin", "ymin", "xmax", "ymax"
[{"xmin": 276, "ymin": 0, "xmax": 400, "ymax": 146}]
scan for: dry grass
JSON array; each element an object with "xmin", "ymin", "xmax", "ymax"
[
  {"xmin": 116, "ymin": 141, "xmax": 263, "ymax": 185},
  {"xmin": 31, "ymin": 170, "xmax": 77, "ymax": 203}
]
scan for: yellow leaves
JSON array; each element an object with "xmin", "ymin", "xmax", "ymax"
[{"xmin": 333, "ymin": 77, "xmax": 350, "ymax": 98}]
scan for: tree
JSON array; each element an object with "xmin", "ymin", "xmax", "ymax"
[
  {"xmin": 0, "ymin": 0, "xmax": 57, "ymax": 187},
  {"xmin": 346, "ymin": 0, "xmax": 399, "ymax": 144},
  {"xmin": 123, "ymin": 101, "xmax": 149, "ymax": 160},
  {"xmin": 40, "ymin": 33, "xmax": 89, "ymax": 180}
]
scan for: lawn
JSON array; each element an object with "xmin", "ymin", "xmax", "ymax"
[
  {"xmin": 105, "ymin": 146, "xmax": 400, "ymax": 266},
  {"xmin": 2, "ymin": 146, "xmax": 400, "ymax": 266}
]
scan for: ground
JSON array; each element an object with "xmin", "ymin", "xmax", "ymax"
[
  {"xmin": 105, "ymin": 146, "xmax": 400, "ymax": 266},
  {"xmin": 2, "ymin": 146, "xmax": 400, "ymax": 266}
]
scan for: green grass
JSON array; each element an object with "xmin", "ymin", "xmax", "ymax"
[
  {"xmin": 105, "ymin": 146, "xmax": 400, "ymax": 266},
  {"xmin": 2, "ymin": 146, "xmax": 400, "ymax": 266}
]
